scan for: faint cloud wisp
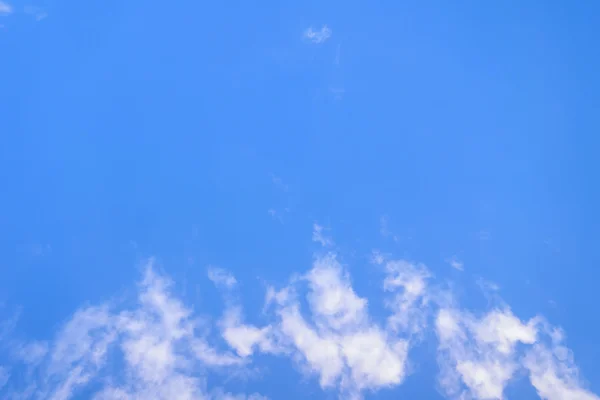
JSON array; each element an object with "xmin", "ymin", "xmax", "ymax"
[
  {"xmin": 24, "ymin": 5, "xmax": 47, "ymax": 21},
  {"xmin": 312, "ymin": 223, "xmax": 333, "ymax": 247},
  {"xmin": 270, "ymin": 174, "xmax": 289, "ymax": 192},
  {"xmin": 447, "ymin": 257, "xmax": 464, "ymax": 271},
  {"xmin": 0, "ymin": 1, "xmax": 12, "ymax": 15},
  {"xmin": 303, "ymin": 25, "xmax": 332, "ymax": 44},
  {"xmin": 207, "ymin": 266, "xmax": 238, "ymax": 289}
]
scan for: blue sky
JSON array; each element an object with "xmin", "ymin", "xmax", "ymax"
[{"xmin": 1, "ymin": 1, "xmax": 599, "ymax": 399}]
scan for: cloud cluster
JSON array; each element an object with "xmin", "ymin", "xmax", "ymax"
[
  {"xmin": 435, "ymin": 305, "xmax": 599, "ymax": 400},
  {"xmin": 0, "ymin": 240, "xmax": 597, "ymax": 400},
  {"xmin": 435, "ymin": 307, "xmax": 538, "ymax": 399},
  {"xmin": 0, "ymin": 264, "xmax": 249, "ymax": 400}
]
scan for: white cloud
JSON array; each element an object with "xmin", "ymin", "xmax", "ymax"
[
  {"xmin": 524, "ymin": 327, "xmax": 600, "ymax": 400},
  {"xmin": 435, "ymin": 307, "xmax": 538, "ymax": 399},
  {"xmin": 208, "ymin": 267, "xmax": 238, "ymax": 289},
  {"xmin": 0, "ymin": 262, "xmax": 253, "ymax": 400},
  {"xmin": 306, "ymin": 254, "xmax": 367, "ymax": 331},
  {"xmin": 383, "ymin": 260, "xmax": 431, "ymax": 335},
  {"xmin": 14, "ymin": 340, "xmax": 48, "ymax": 365},
  {"xmin": 476, "ymin": 278, "xmax": 501, "ymax": 297},
  {"xmin": 447, "ymin": 257, "xmax": 464, "ymax": 271},
  {"xmin": 312, "ymin": 223, "xmax": 333, "ymax": 247},
  {"xmin": 266, "ymin": 254, "xmax": 409, "ymax": 398},
  {"xmin": 433, "ymin": 292, "xmax": 598, "ymax": 400},
  {"xmin": 0, "ymin": 1, "xmax": 12, "ymax": 15},
  {"xmin": 208, "ymin": 269, "xmax": 280, "ymax": 359},
  {"xmin": 220, "ymin": 306, "xmax": 276, "ymax": 358},
  {"xmin": 275, "ymin": 302, "xmax": 345, "ymax": 387},
  {"xmin": 45, "ymin": 306, "xmax": 116, "ymax": 400},
  {"xmin": 303, "ymin": 25, "xmax": 332, "ymax": 44},
  {"xmin": 371, "ymin": 250, "xmax": 386, "ymax": 265},
  {"xmin": 0, "ymin": 238, "xmax": 597, "ymax": 400}
]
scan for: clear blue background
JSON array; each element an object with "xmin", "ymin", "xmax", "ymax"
[{"xmin": 1, "ymin": 1, "xmax": 599, "ymax": 398}]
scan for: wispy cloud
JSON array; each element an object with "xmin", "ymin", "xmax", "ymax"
[
  {"xmin": 0, "ymin": 1, "xmax": 12, "ymax": 15},
  {"xmin": 24, "ymin": 5, "xmax": 47, "ymax": 21},
  {"xmin": 384, "ymin": 260, "xmax": 431, "ymax": 336},
  {"xmin": 476, "ymin": 277, "xmax": 500, "ymax": 293},
  {"xmin": 303, "ymin": 25, "xmax": 332, "ymax": 44},
  {"xmin": 11, "ymin": 263, "xmax": 248, "ymax": 400},
  {"xmin": 208, "ymin": 266, "xmax": 238, "ymax": 289},
  {"xmin": 446, "ymin": 257, "xmax": 464, "ymax": 271},
  {"xmin": 379, "ymin": 215, "xmax": 400, "ymax": 242},
  {"xmin": 267, "ymin": 208, "xmax": 289, "ymax": 224},
  {"xmin": 524, "ymin": 328, "xmax": 600, "ymax": 400},
  {"xmin": 267, "ymin": 208, "xmax": 280, "ymax": 221},
  {"xmin": 0, "ymin": 233, "xmax": 597, "ymax": 400},
  {"xmin": 214, "ymin": 285, "xmax": 280, "ymax": 360},
  {"xmin": 220, "ymin": 307, "xmax": 276, "ymax": 358},
  {"xmin": 270, "ymin": 174, "xmax": 289, "ymax": 192},
  {"xmin": 436, "ymin": 307, "xmax": 538, "ymax": 399},
  {"xmin": 312, "ymin": 223, "xmax": 333, "ymax": 247},
  {"xmin": 265, "ymin": 254, "xmax": 409, "ymax": 398},
  {"xmin": 268, "ymin": 174, "xmax": 291, "ymax": 223},
  {"xmin": 435, "ymin": 305, "xmax": 599, "ymax": 400}
]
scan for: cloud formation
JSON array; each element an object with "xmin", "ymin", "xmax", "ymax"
[
  {"xmin": 303, "ymin": 26, "xmax": 332, "ymax": 44},
  {"xmin": 524, "ymin": 329, "xmax": 600, "ymax": 400},
  {"xmin": 436, "ymin": 307, "xmax": 538, "ymax": 399},
  {"xmin": 0, "ymin": 235, "xmax": 597, "ymax": 400},
  {"xmin": 207, "ymin": 267, "xmax": 238, "ymax": 289},
  {"xmin": 264, "ymin": 254, "xmax": 410, "ymax": 398},
  {"xmin": 0, "ymin": 1, "xmax": 12, "ymax": 15},
  {"xmin": 312, "ymin": 223, "xmax": 333, "ymax": 247},
  {"xmin": 1, "ymin": 264, "xmax": 247, "ymax": 400},
  {"xmin": 447, "ymin": 257, "xmax": 464, "ymax": 271}
]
